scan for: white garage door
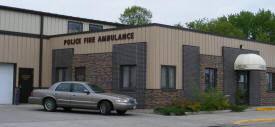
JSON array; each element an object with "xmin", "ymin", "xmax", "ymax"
[{"xmin": 0, "ymin": 63, "xmax": 14, "ymax": 104}]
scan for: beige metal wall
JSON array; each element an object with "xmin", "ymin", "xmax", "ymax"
[
  {"xmin": 44, "ymin": 26, "xmax": 275, "ymax": 89},
  {"xmin": 0, "ymin": 34, "xmax": 40, "ymax": 87},
  {"xmin": 42, "ymin": 39, "xmax": 52, "ymax": 87},
  {"xmin": 148, "ymin": 26, "xmax": 275, "ymax": 89},
  {"xmin": 0, "ymin": 9, "xmax": 117, "ymax": 36},
  {"xmin": 42, "ymin": 27, "xmax": 151, "ymax": 87},
  {"xmin": 43, "ymin": 16, "xmax": 117, "ymax": 35},
  {"xmin": 0, "ymin": 9, "xmax": 40, "ymax": 34}
]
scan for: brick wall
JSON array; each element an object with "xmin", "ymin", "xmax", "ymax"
[
  {"xmin": 200, "ymin": 55, "xmax": 223, "ymax": 92},
  {"xmin": 260, "ymin": 67, "xmax": 275, "ymax": 105},
  {"xmin": 72, "ymin": 53, "xmax": 112, "ymax": 90},
  {"xmin": 70, "ymin": 49, "xmax": 275, "ymax": 108},
  {"xmin": 144, "ymin": 89, "xmax": 184, "ymax": 109}
]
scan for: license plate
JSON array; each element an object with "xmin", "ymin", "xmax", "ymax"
[{"xmin": 133, "ymin": 105, "xmax": 136, "ymax": 110}]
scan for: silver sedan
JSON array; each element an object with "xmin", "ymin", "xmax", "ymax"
[{"xmin": 28, "ymin": 81, "xmax": 137, "ymax": 115}]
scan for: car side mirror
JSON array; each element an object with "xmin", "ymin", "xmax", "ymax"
[{"xmin": 83, "ymin": 89, "xmax": 90, "ymax": 94}]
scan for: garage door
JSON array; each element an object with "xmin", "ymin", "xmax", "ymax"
[{"xmin": 0, "ymin": 63, "xmax": 14, "ymax": 104}]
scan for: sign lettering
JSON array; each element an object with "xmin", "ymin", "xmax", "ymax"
[{"xmin": 64, "ymin": 32, "xmax": 134, "ymax": 46}]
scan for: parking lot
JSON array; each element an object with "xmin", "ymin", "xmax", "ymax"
[{"xmin": 0, "ymin": 105, "xmax": 275, "ymax": 127}]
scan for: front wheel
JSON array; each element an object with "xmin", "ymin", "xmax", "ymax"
[
  {"xmin": 43, "ymin": 98, "xmax": 56, "ymax": 112},
  {"xmin": 99, "ymin": 101, "xmax": 112, "ymax": 115},
  {"xmin": 116, "ymin": 110, "xmax": 127, "ymax": 115}
]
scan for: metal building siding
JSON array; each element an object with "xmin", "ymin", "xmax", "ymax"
[
  {"xmin": 0, "ymin": 34, "xmax": 40, "ymax": 87},
  {"xmin": 42, "ymin": 27, "xmax": 151, "ymax": 88},
  {"xmin": 45, "ymin": 26, "xmax": 275, "ymax": 89},
  {"xmin": 0, "ymin": 9, "xmax": 40, "ymax": 34},
  {"xmin": 148, "ymin": 27, "xmax": 275, "ymax": 89},
  {"xmin": 43, "ymin": 16, "xmax": 117, "ymax": 35},
  {"xmin": 42, "ymin": 39, "xmax": 52, "ymax": 87}
]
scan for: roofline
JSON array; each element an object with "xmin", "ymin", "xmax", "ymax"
[
  {"xmin": 48, "ymin": 23, "xmax": 275, "ymax": 46},
  {"xmin": 0, "ymin": 5, "xmax": 126, "ymax": 27}
]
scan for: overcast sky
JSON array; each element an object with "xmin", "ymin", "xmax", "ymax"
[{"xmin": 0, "ymin": 0, "xmax": 274, "ymax": 26}]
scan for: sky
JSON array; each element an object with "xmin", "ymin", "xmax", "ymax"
[{"xmin": 0, "ymin": 0, "xmax": 274, "ymax": 26}]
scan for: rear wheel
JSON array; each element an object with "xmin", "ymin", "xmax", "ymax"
[
  {"xmin": 116, "ymin": 110, "xmax": 127, "ymax": 115},
  {"xmin": 43, "ymin": 98, "xmax": 56, "ymax": 112},
  {"xmin": 99, "ymin": 101, "xmax": 112, "ymax": 115}
]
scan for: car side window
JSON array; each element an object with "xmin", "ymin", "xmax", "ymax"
[
  {"xmin": 72, "ymin": 83, "xmax": 87, "ymax": 93},
  {"xmin": 55, "ymin": 83, "xmax": 71, "ymax": 92}
]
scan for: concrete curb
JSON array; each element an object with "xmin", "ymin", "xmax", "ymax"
[
  {"xmin": 234, "ymin": 118, "xmax": 275, "ymax": 125},
  {"xmin": 256, "ymin": 107, "xmax": 275, "ymax": 111}
]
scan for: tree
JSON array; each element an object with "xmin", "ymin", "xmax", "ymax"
[
  {"xmin": 119, "ymin": 5, "xmax": 152, "ymax": 25},
  {"xmin": 186, "ymin": 9, "xmax": 275, "ymax": 43},
  {"xmin": 186, "ymin": 17, "xmax": 246, "ymax": 38},
  {"xmin": 174, "ymin": 23, "xmax": 184, "ymax": 28}
]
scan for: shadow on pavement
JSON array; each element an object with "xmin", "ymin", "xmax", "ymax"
[{"xmin": 30, "ymin": 108, "xmax": 137, "ymax": 116}]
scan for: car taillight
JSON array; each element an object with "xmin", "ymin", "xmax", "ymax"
[{"xmin": 30, "ymin": 91, "xmax": 33, "ymax": 96}]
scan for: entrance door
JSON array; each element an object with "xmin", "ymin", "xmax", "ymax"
[
  {"xmin": 19, "ymin": 68, "xmax": 33, "ymax": 103},
  {"xmin": 236, "ymin": 71, "xmax": 249, "ymax": 105}
]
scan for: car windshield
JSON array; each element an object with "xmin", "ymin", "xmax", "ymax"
[{"xmin": 87, "ymin": 84, "xmax": 105, "ymax": 93}]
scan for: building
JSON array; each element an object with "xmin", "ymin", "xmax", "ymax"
[
  {"xmin": 0, "ymin": 5, "xmax": 124, "ymax": 104},
  {"xmin": 0, "ymin": 5, "xmax": 275, "ymax": 108}
]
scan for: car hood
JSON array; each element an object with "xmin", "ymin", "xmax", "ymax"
[{"xmin": 97, "ymin": 92, "xmax": 132, "ymax": 99}]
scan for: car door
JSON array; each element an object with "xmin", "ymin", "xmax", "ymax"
[
  {"xmin": 54, "ymin": 83, "xmax": 71, "ymax": 106},
  {"xmin": 70, "ymin": 83, "xmax": 96, "ymax": 108}
]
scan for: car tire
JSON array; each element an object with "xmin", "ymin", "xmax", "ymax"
[
  {"xmin": 116, "ymin": 110, "xmax": 127, "ymax": 115},
  {"xmin": 99, "ymin": 101, "xmax": 112, "ymax": 115},
  {"xmin": 63, "ymin": 107, "xmax": 72, "ymax": 112},
  {"xmin": 43, "ymin": 98, "xmax": 56, "ymax": 112}
]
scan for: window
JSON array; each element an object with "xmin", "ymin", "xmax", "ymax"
[
  {"xmin": 72, "ymin": 83, "xmax": 87, "ymax": 93},
  {"xmin": 55, "ymin": 83, "xmax": 71, "ymax": 92},
  {"xmin": 205, "ymin": 68, "xmax": 217, "ymax": 91},
  {"xmin": 56, "ymin": 68, "xmax": 67, "ymax": 82},
  {"xmin": 68, "ymin": 21, "xmax": 83, "ymax": 33},
  {"xmin": 89, "ymin": 24, "xmax": 103, "ymax": 31},
  {"xmin": 87, "ymin": 84, "xmax": 105, "ymax": 93},
  {"xmin": 75, "ymin": 67, "xmax": 86, "ymax": 81},
  {"xmin": 120, "ymin": 65, "xmax": 136, "ymax": 88},
  {"xmin": 161, "ymin": 66, "xmax": 176, "ymax": 89},
  {"xmin": 266, "ymin": 73, "xmax": 275, "ymax": 91}
]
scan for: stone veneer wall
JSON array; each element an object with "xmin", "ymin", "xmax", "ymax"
[
  {"xmin": 112, "ymin": 42, "xmax": 147, "ymax": 108},
  {"xmin": 183, "ymin": 45, "xmax": 200, "ymax": 100},
  {"xmin": 52, "ymin": 48, "xmax": 74, "ymax": 83},
  {"xmin": 222, "ymin": 47, "xmax": 260, "ymax": 105},
  {"xmin": 144, "ymin": 90, "xmax": 184, "ymax": 109},
  {"xmin": 260, "ymin": 67, "xmax": 275, "ymax": 105},
  {"xmin": 200, "ymin": 55, "xmax": 223, "ymax": 92},
  {"xmin": 72, "ymin": 53, "xmax": 112, "ymax": 90}
]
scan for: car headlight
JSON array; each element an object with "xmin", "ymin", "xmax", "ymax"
[{"xmin": 115, "ymin": 99, "xmax": 129, "ymax": 103}]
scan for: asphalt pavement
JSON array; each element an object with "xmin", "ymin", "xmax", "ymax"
[{"xmin": 0, "ymin": 104, "xmax": 275, "ymax": 127}]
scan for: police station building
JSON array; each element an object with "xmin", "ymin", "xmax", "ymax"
[{"xmin": 0, "ymin": 5, "xmax": 275, "ymax": 108}]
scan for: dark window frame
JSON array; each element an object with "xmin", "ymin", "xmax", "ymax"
[
  {"xmin": 120, "ymin": 65, "xmax": 137, "ymax": 89},
  {"xmin": 55, "ymin": 67, "xmax": 67, "ymax": 83},
  {"xmin": 205, "ymin": 68, "xmax": 217, "ymax": 91},
  {"xmin": 266, "ymin": 72, "xmax": 275, "ymax": 91},
  {"xmin": 161, "ymin": 65, "xmax": 176, "ymax": 89},
  {"xmin": 68, "ymin": 21, "xmax": 83, "ymax": 33},
  {"xmin": 75, "ymin": 67, "xmax": 86, "ymax": 81},
  {"xmin": 89, "ymin": 24, "xmax": 103, "ymax": 31}
]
